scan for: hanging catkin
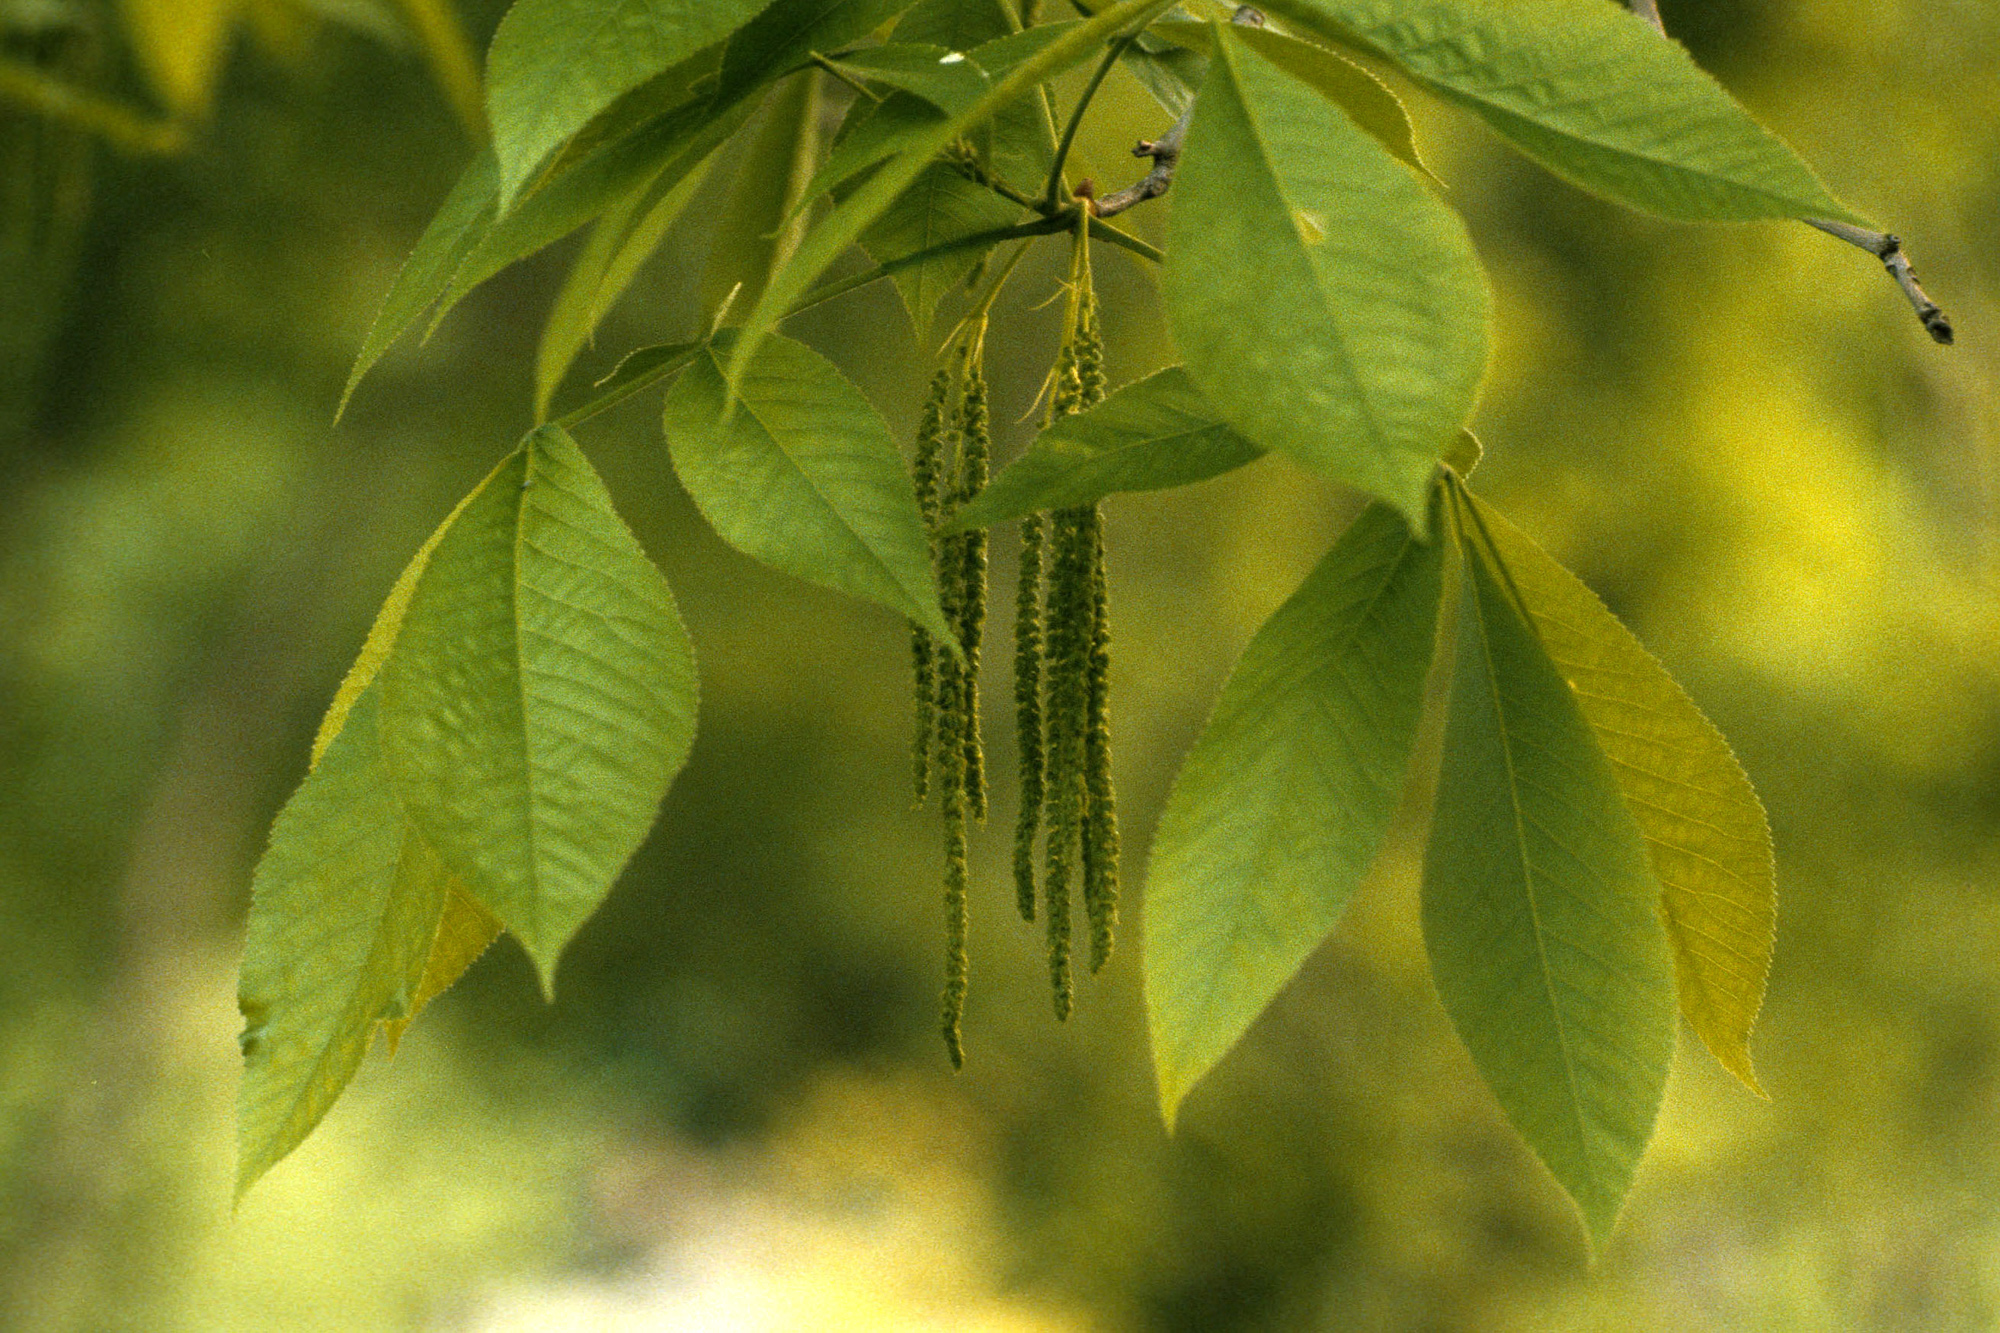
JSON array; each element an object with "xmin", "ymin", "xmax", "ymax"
[
  {"xmin": 1011, "ymin": 509, "xmax": 1044, "ymax": 924},
  {"xmin": 910, "ymin": 369, "xmax": 951, "ymax": 805},
  {"xmin": 915, "ymin": 326, "xmax": 997, "ymax": 1067},
  {"xmin": 954, "ymin": 353, "xmax": 990, "ymax": 822}
]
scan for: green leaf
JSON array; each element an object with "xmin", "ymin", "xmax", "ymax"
[
  {"xmin": 484, "ymin": 0, "xmax": 768, "ymax": 208},
  {"xmin": 662, "ymin": 333, "xmax": 957, "ymax": 646},
  {"xmin": 1423, "ymin": 503, "xmax": 1676, "ymax": 1251},
  {"xmin": 713, "ymin": 0, "xmax": 917, "ymax": 104},
  {"xmin": 376, "ymin": 884, "xmax": 503, "ymax": 1055},
  {"xmin": 1256, "ymin": 0, "xmax": 1867, "ymax": 224},
  {"xmin": 801, "ymin": 91, "xmax": 948, "ymax": 207},
  {"xmin": 441, "ymin": 94, "xmax": 754, "ymax": 333},
  {"xmin": 1462, "ymin": 489, "xmax": 1774, "ymax": 1095},
  {"xmin": 1122, "ymin": 30, "xmax": 1203, "ymax": 118},
  {"xmin": 860, "ymin": 161, "xmax": 1019, "ymax": 335},
  {"xmin": 236, "ymin": 686, "xmax": 453, "ymax": 1199},
  {"xmin": 891, "ymin": 0, "xmax": 1015, "ymax": 51},
  {"xmin": 339, "ymin": 149, "xmax": 498, "ymax": 419},
  {"xmin": 1155, "ymin": 19, "xmax": 1428, "ymax": 176},
  {"xmin": 1147, "ymin": 500, "xmax": 1445, "ymax": 1126},
  {"xmin": 948, "ymin": 366, "xmax": 1262, "ymax": 529},
  {"xmin": 1164, "ymin": 23, "xmax": 1486, "ymax": 530},
  {"xmin": 823, "ymin": 43, "xmax": 994, "ymax": 115},
  {"xmin": 377, "ymin": 426, "xmax": 699, "ymax": 991},
  {"xmin": 701, "ymin": 73, "xmax": 825, "ymax": 327},
  {"xmin": 726, "ymin": 1, "xmax": 1165, "ymax": 391},
  {"xmin": 534, "ymin": 143, "xmax": 719, "ymax": 420}
]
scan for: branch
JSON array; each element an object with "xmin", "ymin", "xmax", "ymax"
[
  {"xmin": 1090, "ymin": 6, "xmax": 1262, "ymax": 220},
  {"xmin": 1804, "ymin": 218, "xmax": 1954, "ymax": 345},
  {"xmin": 1628, "ymin": 2, "xmax": 1952, "ymax": 344}
]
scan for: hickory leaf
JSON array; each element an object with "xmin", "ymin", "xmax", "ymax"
[
  {"xmin": 441, "ymin": 94, "xmax": 754, "ymax": 333},
  {"xmin": 1423, "ymin": 502, "xmax": 1676, "ymax": 1250},
  {"xmin": 377, "ymin": 426, "xmax": 699, "ymax": 992},
  {"xmin": 891, "ymin": 0, "xmax": 1014, "ymax": 50},
  {"xmin": 236, "ymin": 687, "xmax": 453, "ymax": 1199},
  {"xmin": 1461, "ymin": 489, "xmax": 1775, "ymax": 1095},
  {"xmin": 484, "ymin": 0, "xmax": 767, "ymax": 209},
  {"xmin": 713, "ymin": 0, "xmax": 917, "ymax": 105},
  {"xmin": 821, "ymin": 43, "xmax": 994, "ymax": 116},
  {"xmin": 376, "ymin": 884, "xmax": 504, "ymax": 1055},
  {"xmin": 1164, "ymin": 23, "xmax": 1486, "ymax": 529},
  {"xmin": 535, "ymin": 144, "xmax": 718, "ymax": 420},
  {"xmin": 339, "ymin": 149, "xmax": 498, "ymax": 419},
  {"xmin": 1256, "ymin": 0, "xmax": 1867, "ymax": 224},
  {"xmin": 1146, "ymin": 499, "xmax": 1445, "ymax": 1126},
  {"xmin": 948, "ymin": 366, "xmax": 1262, "ymax": 529},
  {"xmin": 701, "ymin": 73, "xmax": 825, "ymax": 328},
  {"xmin": 860, "ymin": 161, "xmax": 1020, "ymax": 336},
  {"xmin": 662, "ymin": 333, "xmax": 958, "ymax": 648}
]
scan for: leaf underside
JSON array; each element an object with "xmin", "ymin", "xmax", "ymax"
[
  {"xmin": 1462, "ymin": 489, "xmax": 1774, "ymax": 1094},
  {"xmin": 1423, "ymin": 512, "xmax": 1676, "ymax": 1251},
  {"xmin": 1147, "ymin": 499, "xmax": 1445, "ymax": 1126}
]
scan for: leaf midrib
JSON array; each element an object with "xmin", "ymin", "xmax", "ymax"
[
  {"xmin": 1463, "ymin": 553, "xmax": 1595, "ymax": 1176},
  {"xmin": 1213, "ymin": 32, "xmax": 1400, "ymax": 497}
]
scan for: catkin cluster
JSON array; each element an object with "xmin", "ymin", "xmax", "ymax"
[
  {"xmin": 910, "ymin": 223, "xmax": 1123, "ymax": 1064},
  {"xmin": 911, "ymin": 328, "xmax": 991, "ymax": 1068},
  {"xmin": 1014, "ymin": 239, "xmax": 1119, "ymax": 1021}
]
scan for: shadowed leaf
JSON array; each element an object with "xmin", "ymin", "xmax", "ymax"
[
  {"xmin": 1423, "ymin": 496, "xmax": 1676, "ymax": 1250},
  {"xmin": 1148, "ymin": 499, "xmax": 1444, "ymax": 1125},
  {"xmin": 1463, "ymin": 489, "xmax": 1774, "ymax": 1094}
]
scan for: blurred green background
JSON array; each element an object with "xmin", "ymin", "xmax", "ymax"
[{"xmin": 3, "ymin": 0, "xmax": 1996, "ymax": 1327}]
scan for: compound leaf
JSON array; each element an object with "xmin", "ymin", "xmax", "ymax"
[
  {"xmin": 1258, "ymin": 0, "xmax": 1866, "ymax": 224},
  {"xmin": 339, "ymin": 149, "xmax": 498, "ymax": 418},
  {"xmin": 236, "ymin": 687, "xmax": 452, "ymax": 1199},
  {"xmin": 535, "ymin": 143, "xmax": 718, "ymax": 420},
  {"xmin": 1463, "ymin": 489, "xmax": 1774, "ymax": 1095},
  {"xmin": 1156, "ymin": 19, "xmax": 1427, "ymax": 176},
  {"xmin": 484, "ymin": 0, "xmax": 768, "ymax": 208},
  {"xmin": 701, "ymin": 73, "xmax": 825, "ymax": 327},
  {"xmin": 376, "ymin": 884, "xmax": 504, "ymax": 1055},
  {"xmin": 860, "ymin": 160, "xmax": 1019, "ymax": 336}
]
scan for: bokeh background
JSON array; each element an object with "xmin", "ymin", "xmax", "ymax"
[{"xmin": 2, "ymin": 0, "xmax": 1996, "ymax": 1327}]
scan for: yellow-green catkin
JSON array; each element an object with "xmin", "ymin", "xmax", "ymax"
[
  {"xmin": 1041, "ymin": 502, "xmax": 1094, "ymax": 1018},
  {"xmin": 1081, "ymin": 506, "xmax": 1119, "ymax": 972},
  {"xmin": 1012, "ymin": 509, "xmax": 1045, "ymax": 923},
  {"xmin": 910, "ymin": 369, "xmax": 951, "ymax": 804},
  {"xmin": 954, "ymin": 355, "xmax": 990, "ymax": 822},
  {"xmin": 937, "ymin": 616, "xmax": 971, "ymax": 1069},
  {"xmin": 921, "ymin": 331, "xmax": 995, "ymax": 1068}
]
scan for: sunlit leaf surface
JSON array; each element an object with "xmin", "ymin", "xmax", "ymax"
[
  {"xmin": 1164, "ymin": 24, "xmax": 1486, "ymax": 529},
  {"xmin": 378, "ymin": 426, "xmax": 698, "ymax": 990},
  {"xmin": 663, "ymin": 333, "xmax": 956, "ymax": 646},
  {"xmin": 950, "ymin": 366, "xmax": 1262, "ymax": 529},
  {"xmin": 1147, "ymin": 500, "xmax": 1444, "ymax": 1124},
  {"xmin": 1259, "ymin": 0, "xmax": 1867, "ymax": 223}
]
